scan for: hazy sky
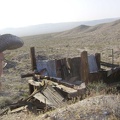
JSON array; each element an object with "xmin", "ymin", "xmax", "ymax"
[{"xmin": 0, "ymin": 0, "xmax": 120, "ymax": 29}]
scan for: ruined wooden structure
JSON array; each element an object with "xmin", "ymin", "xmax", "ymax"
[
  {"xmin": 18, "ymin": 47, "xmax": 105, "ymax": 110},
  {"xmin": 23, "ymin": 47, "xmax": 120, "ymax": 97},
  {"xmin": 4, "ymin": 47, "xmax": 119, "ymax": 114}
]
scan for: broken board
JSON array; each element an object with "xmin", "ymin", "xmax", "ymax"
[{"xmin": 34, "ymin": 85, "xmax": 65, "ymax": 108}]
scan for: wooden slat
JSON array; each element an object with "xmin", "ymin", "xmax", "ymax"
[
  {"xmin": 8, "ymin": 105, "xmax": 28, "ymax": 113},
  {"xmin": 70, "ymin": 57, "xmax": 81, "ymax": 77},
  {"xmin": 47, "ymin": 86, "xmax": 64, "ymax": 101},
  {"xmin": 55, "ymin": 84, "xmax": 77, "ymax": 93},
  {"xmin": 54, "ymin": 83, "xmax": 86, "ymax": 98},
  {"xmin": 42, "ymin": 88, "xmax": 58, "ymax": 107},
  {"xmin": 89, "ymin": 72, "xmax": 106, "ymax": 82},
  {"xmin": 40, "ymin": 75, "xmax": 75, "ymax": 88},
  {"xmin": 42, "ymin": 86, "xmax": 65, "ymax": 107},
  {"xmin": 28, "ymin": 79, "xmax": 44, "ymax": 86},
  {"xmin": 101, "ymin": 61, "xmax": 119, "ymax": 68},
  {"xmin": 34, "ymin": 93, "xmax": 53, "ymax": 107}
]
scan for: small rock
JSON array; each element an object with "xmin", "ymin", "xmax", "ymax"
[{"xmin": 103, "ymin": 111, "xmax": 110, "ymax": 115}]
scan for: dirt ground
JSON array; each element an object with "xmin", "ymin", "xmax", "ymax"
[{"xmin": 0, "ymin": 94, "xmax": 120, "ymax": 120}]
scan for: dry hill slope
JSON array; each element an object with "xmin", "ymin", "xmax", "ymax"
[
  {"xmin": 55, "ymin": 19, "xmax": 120, "ymax": 38},
  {"xmin": 14, "ymin": 19, "xmax": 120, "ymax": 65}
]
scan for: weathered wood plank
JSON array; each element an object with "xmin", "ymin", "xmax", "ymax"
[
  {"xmin": 28, "ymin": 79, "xmax": 44, "ymax": 86},
  {"xmin": 34, "ymin": 93, "xmax": 53, "ymax": 106},
  {"xmin": 95, "ymin": 53, "xmax": 101, "ymax": 70},
  {"xmin": 101, "ymin": 61, "xmax": 119, "ymax": 68},
  {"xmin": 89, "ymin": 72, "xmax": 105, "ymax": 82},
  {"xmin": 42, "ymin": 88, "xmax": 58, "ymax": 107},
  {"xmin": 47, "ymin": 86, "xmax": 64, "ymax": 102},
  {"xmin": 39, "ymin": 75, "xmax": 75, "ymax": 88},
  {"xmin": 80, "ymin": 51, "xmax": 89, "ymax": 85},
  {"xmin": 54, "ymin": 83, "xmax": 86, "ymax": 98},
  {"xmin": 57, "ymin": 85, "xmax": 76, "ymax": 92},
  {"xmin": 8, "ymin": 105, "xmax": 28, "ymax": 113},
  {"xmin": 70, "ymin": 57, "xmax": 81, "ymax": 77},
  {"xmin": 42, "ymin": 86, "xmax": 65, "ymax": 107}
]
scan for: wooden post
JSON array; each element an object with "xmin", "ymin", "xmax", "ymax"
[
  {"xmin": 80, "ymin": 51, "xmax": 89, "ymax": 85},
  {"xmin": 95, "ymin": 53, "xmax": 101, "ymax": 70},
  {"xmin": 30, "ymin": 47, "xmax": 37, "ymax": 71},
  {"xmin": 29, "ymin": 47, "xmax": 37, "ymax": 94}
]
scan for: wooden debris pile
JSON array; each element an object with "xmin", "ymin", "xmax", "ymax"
[{"xmin": 2, "ymin": 73, "xmax": 86, "ymax": 115}]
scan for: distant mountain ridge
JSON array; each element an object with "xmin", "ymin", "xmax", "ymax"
[
  {"xmin": 0, "ymin": 18, "xmax": 119, "ymax": 37},
  {"xmin": 58, "ymin": 19, "xmax": 120, "ymax": 35},
  {"xmin": 52, "ymin": 18, "xmax": 120, "ymax": 47}
]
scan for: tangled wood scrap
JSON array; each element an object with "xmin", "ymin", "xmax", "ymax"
[{"xmin": 3, "ymin": 75, "xmax": 86, "ymax": 114}]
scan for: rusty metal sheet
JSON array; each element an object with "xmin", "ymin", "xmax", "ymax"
[
  {"xmin": 88, "ymin": 55, "xmax": 98, "ymax": 73},
  {"xmin": 36, "ymin": 60, "xmax": 57, "ymax": 77}
]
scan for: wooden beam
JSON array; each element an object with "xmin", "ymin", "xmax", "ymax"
[
  {"xmin": 29, "ymin": 47, "xmax": 37, "ymax": 94},
  {"xmin": 101, "ymin": 61, "xmax": 119, "ymax": 68},
  {"xmin": 80, "ymin": 51, "xmax": 89, "ymax": 85},
  {"xmin": 28, "ymin": 80, "xmax": 44, "ymax": 86},
  {"xmin": 95, "ymin": 53, "xmax": 101, "ymax": 70},
  {"xmin": 40, "ymin": 75, "xmax": 75, "ymax": 88},
  {"xmin": 30, "ymin": 47, "xmax": 37, "ymax": 71},
  {"xmin": 8, "ymin": 105, "xmax": 28, "ymax": 113}
]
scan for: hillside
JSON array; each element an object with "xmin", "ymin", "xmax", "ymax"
[
  {"xmin": 0, "ymin": 19, "xmax": 120, "ymax": 120},
  {"xmin": 18, "ymin": 19, "xmax": 120, "ymax": 63},
  {"xmin": 0, "ymin": 18, "xmax": 118, "ymax": 37}
]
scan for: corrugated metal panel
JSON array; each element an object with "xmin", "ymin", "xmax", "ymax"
[
  {"xmin": 36, "ymin": 60, "xmax": 57, "ymax": 77},
  {"xmin": 88, "ymin": 55, "xmax": 98, "ymax": 73}
]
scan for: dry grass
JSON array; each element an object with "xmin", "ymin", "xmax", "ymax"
[
  {"xmin": 38, "ymin": 94, "xmax": 120, "ymax": 120},
  {"xmin": 0, "ymin": 94, "xmax": 119, "ymax": 120}
]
